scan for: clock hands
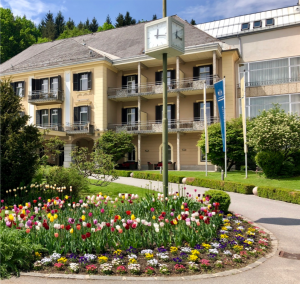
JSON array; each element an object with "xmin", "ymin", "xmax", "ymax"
[
  {"xmin": 175, "ymin": 31, "xmax": 182, "ymax": 41},
  {"xmin": 155, "ymin": 29, "xmax": 166, "ymax": 38}
]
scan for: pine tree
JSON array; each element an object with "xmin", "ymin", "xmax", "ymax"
[
  {"xmin": 115, "ymin": 13, "xmax": 125, "ymax": 27},
  {"xmin": 152, "ymin": 14, "xmax": 157, "ymax": 20},
  {"xmin": 106, "ymin": 14, "xmax": 112, "ymax": 25},
  {"xmin": 124, "ymin": 11, "xmax": 136, "ymax": 26},
  {"xmin": 77, "ymin": 21, "xmax": 84, "ymax": 30},
  {"xmin": 55, "ymin": 11, "xmax": 65, "ymax": 38},
  {"xmin": 66, "ymin": 17, "xmax": 75, "ymax": 29},
  {"xmin": 41, "ymin": 11, "xmax": 56, "ymax": 40},
  {"xmin": 84, "ymin": 18, "xmax": 90, "ymax": 30},
  {"xmin": 89, "ymin": 17, "xmax": 98, "ymax": 32},
  {"xmin": 190, "ymin": 19, "xmax": 196, "ymax": 25}
]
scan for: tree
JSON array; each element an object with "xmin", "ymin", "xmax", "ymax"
[
  {"xmin": 41, "ymin": 136, "xmax": 65, "ymax": 165},
  {"xmin": 57, "ymin": 27, "xmax": 91, "ymax": 39},
  {"xmin": 197, "ymin": 117, "xmax": 255, "ymax": 171},
  {"xmin": 0, "ymin": 80, "xmax": 42, "ymax": 191},
  {"xmin": 55, "ymin": 11, "xmax": 65, "ymax": 38},
  {"xmin": 106, "ymin": 14, "xmax": 112, "ymax": 25},
  {"xmin": 40, "ymin": 11, "xmax": 56, "ymax": 40},
  {"xmin": 66, "ymin": 17, "xmax": 75, "ymax": 30},
  {"xmin": 77, "ymin": 21, "xmax": 84, "ymax": 30},
  {"xmin": 115, "ymin": 13, "xmax": 125, "ymax": 27},
  {"xmin": 0, "ymin": 8, "xmax": 40, "ymax": 63},
  {"xmin": 37, "ymin": 37, "xmax": 51, "ymax": 43},
  {"xmin": 115, "ymin": 12, "xmax": 136, "ymax": 27},
  {"xmin": 94, "ymin": 130, "xmax": 134, "ymax": 163},
  {"xmin": 152, "ymin": 14, "xmax": 157, "ymax": 20},
  {"xmin": 89, "ymin": 17, "xmax": 99, "ymax": 32},
  {"xmin": 84, "ymin": 18, "xmax": 90, "ymax": 30},
  {"xmin": 71, "ymin": 147, "xmax": 118, "ymax": 187},
  {"xmin": 190, "ymin": 19, "xmax": 196, "ymax": 25},
  {"xmin": 98, "ymin": 22, "xmax": 115, "ymax": 32}
]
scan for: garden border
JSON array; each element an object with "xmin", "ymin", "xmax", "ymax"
[{"xmin": 19, "ymin": 214, "xmax": 278, "ymax": 281}]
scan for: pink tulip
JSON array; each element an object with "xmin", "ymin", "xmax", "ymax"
[
  {"xmin": 88, "ymin": 212, "xmax": 93, "ymax": 217},
  {"xmin": 150, "ymin": 208, "xmax": 155, "ymax": 212},
  {"xmin": 100, "ymin": 209, "xmax": 105, "ymax": 213}
]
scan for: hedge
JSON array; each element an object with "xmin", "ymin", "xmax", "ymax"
[
  {"xmin": 133, "ymin": 172, "xmax": 184, "ymax": 184},
  {"xmin": 186, "ymin": 177, "xmax": 254, "ymax": 194},
  {"xmin": 257, "ymin": 186, "xmax": 300, "ymax": 204},
  {"xmin": 115, "ymin": 170, "xmax": 132, "ymax": 177},
  {"xmin": 204, "ymin": 189, "xmax": 231, "ymax": 213}
]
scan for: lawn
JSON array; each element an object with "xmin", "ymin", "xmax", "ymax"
[
  {"xmin": 136, "ymin": 170, "xmax": 300, "ymax": 190},
  {"xmin": 81, "ymin": 181, "xmax": 157, "ymax": 198}
]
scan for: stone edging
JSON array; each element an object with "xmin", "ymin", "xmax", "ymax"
[{"xmin": 20, "ymin": 214, "xmax": 278, "ymax": 281}]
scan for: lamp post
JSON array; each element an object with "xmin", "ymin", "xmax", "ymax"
[{"xmin": 162, "ymin": 0, "xmax": 168, "ymax": 199}]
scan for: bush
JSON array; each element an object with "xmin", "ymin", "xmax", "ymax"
[
  {"xmin": 131, "ymin": 172, "xmax": 184, "ymax": 184},
  {"xmin": 255, "ymin": 151, "xmax": 284, "ymax": 178},
  {"xmin": 0, "ymin": 229, "xmax": 46, "ymax": 279},
  {"xmin": 204, "ymin": 189, "xmax": 231, "ymax": 212},
  {"xmin": 186, "ymin": 178, "xmax": 254, "ymax": 194},
  {"xmin": 257, "ymin": 186, "xmax": 300, "ymax": 204},
  {"xmin": 45, "ymin": 166, "xmax": 89, "ymax": 198},
  {"xmin": 116, "ymin": 170, "xmax": 132, "ymax": 177}
]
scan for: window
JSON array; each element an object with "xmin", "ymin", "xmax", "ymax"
[
  {"xmin": 155, "ymin": 70, "xmax": 175, "ymax": 89},
  {"xmin": 155, "ymin": 104, "xmax": 175, "ymax": 125},
  {"xmin": 200, "ymin": 149, "xmax": 210, "ymax": 162},
  {"xmin": 127, "ymin": 148, "xmax": 136, "ymax": 161},
  {"xmin": 80, "ymin": 106, "xmax": 88, "ymax": 123},
  {"xmin": 241, "ymin": 23, "xmax": 250, "ymax": 30},
  {"xmin": 238, "ymin": 93, "xmax": 300, "ymax": 118},
  {"xmin": 194, "ymin": 101, "xmax": 213, "ymax": 121},
  {"xmin": 73, "ymin": 72, "xmax": 92, "ymax": 91},
  {"xmin": 51, "ymin": 77, "xmax": 58, "ymax": 92},
  {"xmin": 51, "ymin": 109, "xmax": 58, "ymax": 125},
  {"xmin": 127, "ymin": 75, "xmax": 137, "ymax": 94},
  {"xmin": 41, "ymin": 79, "xmax": 48, "ymax": 93},
  {"xmin": 42, "ymin": 110, "xmax": 48, "ymax": 126},
  {"xmin": 266, "ymin": 18, "xmax": 274, "ymax": 26},
  {"xmin": 193, "ymin": 65, "xmax": 213, "ymax": 85},
  {"xmin": 161, "ymin": 145, "xmax": 172, "ymax": 162},
  {"xmin": 253, "ymin": 20, "xmax": 262, "ymax": 28},
  {"xmin": 127, "ymin": 108, "xmax": 136, "ymax": 125},
  {"xmin": 16, "ymin": 82, "xmax": 23, "ymax": 97}
]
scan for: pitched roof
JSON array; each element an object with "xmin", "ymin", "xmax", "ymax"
[{"xmin": 0, "ymin": 15, "xmax": 220, "ymax": 74}]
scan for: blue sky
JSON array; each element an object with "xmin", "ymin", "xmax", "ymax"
[{"xmin": 1, "ymin": 0, "xmax": 297, "ymax": 26}]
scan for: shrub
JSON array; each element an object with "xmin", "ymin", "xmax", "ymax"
[
  {"xmin": 204, "ymin": 189, "xmax": 231, "ymax": 212},
  {"xmin": 45, "ymin": 166, "xmax": 89, "ymax": 198},
  {"xmin": 0, "ymin": 229, "xmax": 46, "ymax": 279},
  {"xmin": 116, "ymin": 170, "xmax": 132, "ymax": 177},
  {"xmin": 257, "ymin": 186, "xmax": 300, "ymax": 204},
  {"xmin": 255, "ymin": 151, "xmax": 284, "ymax": 178}
]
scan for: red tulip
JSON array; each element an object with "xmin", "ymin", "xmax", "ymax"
[
  {"xmin": 65, "ymin": 225, "xmax": 71, "ymax": 231},
  {"xmin": 126, "ymin": 210, "xmax": 131, "ymax": 215},
  {"xmin": 125, "ymin": 224, "xmax": 130, "ymax": 230},
  {"xmin": 86, "ymin": 232, "xmax": 91, "ymax": 238},
  {"xmin": 81, "ymin": 234, "xmax": 86, "ymax": 240},
  {"xmin": 33, "ymin": 200, "xmax": 37, "ymax": 204},
  {"xmin": 111, "ymin": 227, "xmax": 115, "ymax": 232},
  {"xmin": 87, "ymin": 223, "xmax": 91, "ymax": 228},
  {"xmin": 106, "ymin": 223, "xmax": 110, "ymax": 227}
]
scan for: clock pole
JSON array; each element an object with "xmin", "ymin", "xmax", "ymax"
[{"xmin": 162, "ymin": 0, "xmax": 168, "ymax": 199}]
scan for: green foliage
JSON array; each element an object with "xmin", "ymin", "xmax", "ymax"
[
  {"xmin": 190, "ymin": 19, "xmax": 196, "ymax": 25},
  {"xmin": 57, "ymin": 27, "xmax": 91, "ymax": 39},
  {"xmin": 98, "ymin": 22, "xmax": 115, "ymax": 32},
  {"xmin": 66, "ymin": 17, "xmax": 75, "ymax": 30},
  {"xmin": 185, "ymin": 178, "xmax": 254, "ymax": 194},
  {"xmin": 255, "ymin": 151, "xmax": 284, "ymax": 178},
  {"xmin": 45, "ymin": 166, "xmax": 88, "ymax": 198},
  {"xmin": 197, "ymin": 117, "xmax": 255, "ymax": 171},
  {"xmin": 39, "ymin": 11, "xmax": 56, "ymax": 40},
  {"xmin": 95, "ymin": 130, "xmax": 134, "ymax": 163},
  {"xmin": 1, "ymin": 80, "xmax": 42, "ymax": 192},
  {"xmin": 36, "ymin": 37, "xmax": 51, "ymax": 43},
  {"xmin": 0, "ymin": 228, "xmax": 46, "ymax": 279},
  {"xmin": 55, "ymin": 11, "xmax": 65, "ymax": 38},
  {"xmin": 204, "ymin": 189, "xmax": 231, "ymax": 212},
  {"xmin": 116, "ymin": 170, "xmax": 132, "ymax": 177},
  {"xmin": 257, "ymin": 186, "xmax": 300, "ymax": 204},
  {"xmin": 89, "ymin": 17, "xmax": 99, "ymax": 32},
  {"xmin": 106, "ymin": 14, "xmax": 112, "ymax": 25},
  {"xmin": 115, "ymin": 11, "xmax": 136, "ymax": 27},
  {"xmin": 41, "ymin": 136, "xmax": 65, "ymax": 165},
  {"xmin": 0, "ymin": 8, "xmax": 40, "ymax": 63},
  {"xmin": 131, "ymin": 172, "xmax": 184, "ymax": 183}
]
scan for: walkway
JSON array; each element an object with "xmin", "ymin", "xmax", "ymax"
[{"xmin": 4, "ymin": 177, "xmax": 300, "ymax": 284}]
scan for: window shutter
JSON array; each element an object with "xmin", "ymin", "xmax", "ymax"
[
  {"xmin": 36, "ymin": 110, "xmax": 41, "ymax": 125},
  {"xmin": 57, "ymin": 108, "xmax": 62, "ymax": 125},
  {"xmin": 73, "ymin": 74, "xmax": 79, "ymax": 91},
  {"xmin": 74, "ymin": 107, "xmax": 80, "ymax": 122},
  {"xmin": 193, "ymin": 102, "xmax": 200, "ymax": 121},
  {"xmin": 155, "ymin": 72, "xmax": 162, "ymax": 85},
  {"xmin": 171, "ymin": 104, "xmax": 176, "ymax": 120},
  {"xmin": 155, "ymin": 105, "xmax": 162, "ymax": 122},
  {"xmin": 57, "ymin": 75, "xmax": 62, "ymax": 91},
  {"xmin": 21, "ymin": 81, "xmax": 25, "ymax": 97},
  {"xmin": 209, "ymin": 101, "xmax": 213, "ymax": 117},
  {"xmin": 122, "ymin": 76, "xmax": 127, "ymax": 89},
  {"xmin": 10, "ymin": 82, "xmax": 16, "ymax": 94},
  {"xmin": 122, "ymin": 108, "xmax": 127, "ymax": 125},
  {"xmin": 87, "ymin": 106, "xmax": 91, "ymax": 122},
  {"xmin": 209, "ymin": 65, "xmax": 213, "ymax": 85},
  {"xmin": 31, "ymin": 79, "xmax": 36, "ymax": 91},
  {"xmin": 135, "ymin": 107, "xmax": 138, "ymax": 122},
  {"xmin": 193, "ymin": 67, "xmax": 199, "ymax": 79},
  {"xmin": 134, "ymin": 75, "xmax": 138, "ymax": 93},
  {"xmin": 87, "ymin": 72, "xmax": 92, "ymax": 90},
  {"xmin": 170, "ymin": 70, "xmax": 176, "ymax": 80},
  {"xmin": 37, "ymin": 79, "xmax": 42, "ymax": 91}
]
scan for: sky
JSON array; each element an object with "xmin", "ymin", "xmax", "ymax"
[{"xmin": 1, "ymin": 0, "xmax": 297, "ymax": 26}]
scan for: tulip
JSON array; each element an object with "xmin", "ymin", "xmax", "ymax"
[
  {"xmin": 118, "ymin": 229, "xmax": 123, "ymax": 233},
  {"xmin": 70, "ymin": 228, "xmax": 74, "ymax": 234},
  {"xmin": 76, "ymin": 224, "xmax": 81, "ymax": 230},
  {"xmin": 54, "ymin": 233, "xmax": 59, "ymax": 238},
  {"xmin": 88, "ymin": 212, "xmax": 93, "ymax": 217},
  {"xmin": 100, "ymin": 209, "xmax": 105, "ymax": 213},
  {"xmin": 26, "ymin": 229, "xmax": 30, "ymax": 233}
]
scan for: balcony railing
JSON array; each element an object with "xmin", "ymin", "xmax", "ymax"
[
  {"xmin": 36, "ymin": 124, "xmax": 64, "ymax": 132},
  {"xmin": 65, "ymin": 122, "xmax": 94, "ymax": 134},
  {"xmin": 28, "ymin": 90, "xmax": 64, "ymax": 104},
  {"xmin": 108, "ymin": 117, "xmax": 219, "ymax": 134},
  {"xmin": 107, "ymin": 75, "xmax": 219, "ymax": 99},
  {"xmin": 237, "ymin": 76, "xmax": 300, "ymax": 88}
]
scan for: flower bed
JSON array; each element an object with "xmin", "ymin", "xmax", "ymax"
[{"xmin": 0, "ymin": 189, "xmax": 271, "ymax": 277}]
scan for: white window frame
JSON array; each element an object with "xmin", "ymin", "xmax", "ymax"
[
  {"xmin": 51, "ymin": 77, "xmax": 59, "ymax": 92},
  {"xmin": 16, "ymin": 82, "xmax": 23, "ymax": 97},
  {"xmin": 51, "ymin": 109, "xmax": 58, "ymax": 125},
  {"xmin": 42, "ymin": 110, "xmax": 48, "ymax": 126},
  {"xmin": 127, "ymin": 75, "xmax": 136, "ymax": 94},
  {"xmin": 127, "ymin": 108, "xmax": 136, "ymax": 125},
  {"xmin": 253, "ymin": 20, "xmax": 262, "ymax": 28},
  {"xmin": 80, "ymin": 74, "xmax": 88, "ymax": 91},
  {"xmin": 42, "ymin": 79, "xmax": 48, "ymax": 94},
  {"xmin": 80, "ymin": 106, "xmax": 88, "ymax": 123},
  {"xmin": 266, "ymin": 18, "xmax": 274, "ymax": 26}
]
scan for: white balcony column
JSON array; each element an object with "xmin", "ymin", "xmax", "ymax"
[
  {"xmin": 213, "ymin": 51, "xmax": 217, "ymax": 119},
  {"xmin": 138, "ymin": 134, "xmax": 141, "ymax": 170},
  {"xmin": 138, "ymin": 96, "xmax": 141, "ymax": 131},
  {"xmin": 64, "ymin": 70, "xmax": 71, "ymax": 127},
  {"xmin": 177, "ymin": 132, "xmax": 181, "ymax": 171},
  {"xmin": 176, "ymin": 56, "xmax": 180, "ymax": 128},
  {"xmin": 28, "ymin": 76, "xmax": 34, "ymax": 125},
  {"xmin": 63, "ymin": 143, "xmax": 75, "ymax": 168},
  {"xmin": 138, "ymin": 62, "xmax": 141, "ymax": 93}
]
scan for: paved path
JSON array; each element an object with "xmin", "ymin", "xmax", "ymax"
[{"xmin": 4, "ymin": 177, "xmax": 300, "ymax": 284}]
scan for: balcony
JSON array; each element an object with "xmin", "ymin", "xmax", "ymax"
[
  {"xmin": 65, "ymin": 123, "xmax": 94, "ymax": 135},
  {"xmin": 36, "ymin": 124, "xmax": 64, "ymax": 132},
  {"xmin": 28, "ymin": 90, "xmax": 64, "ymax": 105},
  {"xmin": 107, "ymin": 75, "xmax": 219, "ymax": 100},
  {"xmin": 108, "ymin": 117, "xmax": 219, "ymax": 134}
]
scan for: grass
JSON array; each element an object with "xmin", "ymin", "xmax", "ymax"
[
  {"xmin": 134, "ymin": 170, "xmax": 300, "ymax": 191},
  {"xmin": 81, "ymin": 182, "xmax": 157, "ymax": 199}
]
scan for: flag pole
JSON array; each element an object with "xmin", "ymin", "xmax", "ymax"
[
  {"xmin": 243, "ymin": 71, "xmax": 248, "ymax": 178},
  {"xmin": 223, "ymin": 77, "xmax": 227, "ymax": 178},
  {"xmin": 204, "ymin": 82, "xmax": 208, "ymax": 176}
]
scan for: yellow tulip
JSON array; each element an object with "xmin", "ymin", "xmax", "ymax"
[
  {"xmin": 65, "ymin": 195, "xmax": 69, "ymax": 200},
  {"xmin": 25, "ymin": 203, "xmax": 28, "ymax": 207},
  {"xmin": 152, "ymin": 216, "xmax": 156, "ymax": 220},
  {"xmin": 177, "ymin": 215, "xmax": 182, "ymax": 220},
  {"xmin": 48, "ymin": 199, "xmax": 51, "ymax": 203},
  {"xmin": 54, "ymin": 200, "xmax": 57, "ymax": 205},
  {"xmin": 181, "ymin": 205, "xmax": 184, "ymax": 209},
  {"xmin": 8, "ymin": 214, "xmax": 14, "ymax": 221},
  {"xmin": 70, "ymin": 228, "xmax": 74, "ymax": 234},
  {"xmin": 99, "ymin": 192, "xmax": 102, "ymax": 196},
  {"xmin": 173, "ymin": 220, "xmax": 178, "ymax": 225},
  {"xmin": 131, "ymin": 214, "xmax": 135, "ymax": 220},
  {"xmin": 47, "ymin": 213, "xmax": 52, "ymax": 219},
  {"xmin": 82, "ymin": 215, "xmax": 86, "ymax": 221},
  {"xmin": 54, "ymin": 214, "xmax": 58, "ymax": 219},
  {"xmin": 50, "ymin": 216, "xmax": 54, "ymax": 222},
  {"xmin": 22, "ymin": 209, "xmax": 25, "ymax": 215}
]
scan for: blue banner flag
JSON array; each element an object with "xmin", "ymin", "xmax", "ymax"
[{"xmin": 214, "ymin": 80, "xmax": 226, "ymax": 152}]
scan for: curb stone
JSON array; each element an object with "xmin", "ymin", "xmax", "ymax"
[{"xmin": 20, "ymin": 214, "xmax": 278, "ymax": 281}]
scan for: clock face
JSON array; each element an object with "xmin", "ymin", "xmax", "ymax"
[
  {"xmin": 171, "ymin": 22, "xmax": 184, "ymax": 49},
  {"xmin": 147, "ymin": 21, "xmax": 167, "ymax": 49}
]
